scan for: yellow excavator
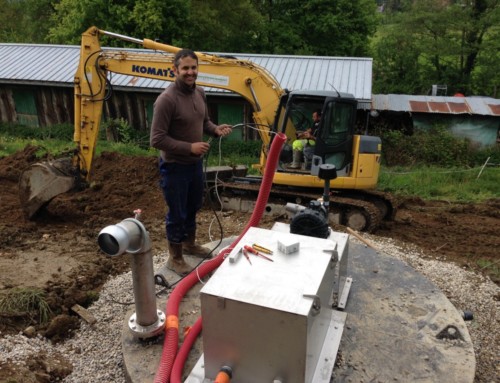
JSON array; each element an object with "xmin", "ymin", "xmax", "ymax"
[{"xmin": 19, "ymin": 26, "xmax": 394, "ymax": 231}]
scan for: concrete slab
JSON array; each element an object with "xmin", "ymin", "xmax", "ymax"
[
  {"xmin": 121, "ymin": 233, "xmax": 475, "ymax": 383},
  {"xmin": 331, "ymin": 242, "xmax": 475, "ymax": 383}
]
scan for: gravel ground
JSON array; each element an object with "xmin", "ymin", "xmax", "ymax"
[{"xmin": 1, "ymin": 235, "xmax": 498, "ymax": 382}]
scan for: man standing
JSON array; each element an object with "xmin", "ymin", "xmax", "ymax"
[{"xmin": 150, "ymin": 49, "xmax": 232, "ymax": 275}]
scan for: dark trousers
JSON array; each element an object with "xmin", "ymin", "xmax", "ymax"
[{"xmin": 159, "ymin": 159, "xmax": 204, "ymax": 243}]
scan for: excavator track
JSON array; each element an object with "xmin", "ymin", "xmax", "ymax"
[
  {"xmin": 330, "ymin": 195, "xmax": 383, "ymax": 233},
  {"xmin": 337, "ymin": 189, "xmax": 398, "ymax": 221},
  {"xmin": 213, "ymin": 180, "xmax": 389, "ymax": 232}
]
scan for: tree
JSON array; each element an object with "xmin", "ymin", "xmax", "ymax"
[
  {"xmin": 253, "ymin": 0, "xmax": 378, "ymax": 56},
  {"xmin": 301, "ymin": 0, "xmax": 378, "ymax": 56},
  {"xmin": 373, "ymin": 0, "xmax": 500, "ymax": 96},
  {"xmin": 48, "ymin": 0, "xmax": 110, "ymax": 44},
  {"xmin": 456, "ymin": 0, "xmax": 500, "ymax": 95},
  {"xmin": 0, "ymin": 0, "xmax": 54, "ymax": 43},
  {"xmin": 3, "ymin": 0, "xmax": 379, "ymax": 59},
  {"xmin": 250, "ymin": 0, "xmax": 305, "ymax": 54},
  {"xmin": 129, "ymin": 0, "xmax": 188, "ymax": 46},
  {"xmin": 182, "ymin": 0, "xmax": 264, "ymax": 52},
  {"xmin": 373, "ymin": 23, "xmax": 422, "ymax": 94},
  {"xmin": 0, "ymin": 0, "xmax": 20, "ymax": 42},
  {"xmin": 48, "ymin": 0, "xmax": 189, "ymax": 46},
  {"xmin": 472, "ymin": 22, "xmax": 500, "ymax": 97}
]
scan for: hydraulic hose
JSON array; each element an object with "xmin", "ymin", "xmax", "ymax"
[{"xmin": 154, "ymin": 133, "xmax": 286, "ymax": 383}]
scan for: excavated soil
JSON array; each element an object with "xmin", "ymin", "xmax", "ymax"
[{"xmin": 0, "ymin": 145, "xmax": 499, "ymax": 381}]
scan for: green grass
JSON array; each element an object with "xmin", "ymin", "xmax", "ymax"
[
  {"xmin": 0, "ymin": 287, "xmax": 52, "ymax": 324},
  {"xmin": 96, "ymin": 140, "xmax": 156, "ymax": 157},
  {"xmin": 0, "ymin": 135, "xmax": 29, "ymax": 156},
  {"xmin": 2, "ymin": 126, "xmax": 499, "ymax": 204},
  {"xmin": 476, "ymin": 259, "xmax": 500, "ymax": 274},
  {"xmin": 378, "ymin": 165, "xmax": 500, "ymax": 202},
  {"xmin": 0, "ymin": 135, "xmax": 156, "ymax": 158},
  {"xmin": 205, "ymin": 151, "xmax": 260, "ymax": 171}
]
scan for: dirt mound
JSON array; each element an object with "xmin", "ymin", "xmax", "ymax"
[
  {"xmin": 0, "ymin": 149, "xmax": 164, "ymax": 336},
  {"xmin": 376, "ymin": 198, "xmax": 500, "ymax": 279}
]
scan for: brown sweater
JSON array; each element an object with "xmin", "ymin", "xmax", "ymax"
[{"xmin": 150, "ymin": 78, "xmax": 218, "ymax": 164}]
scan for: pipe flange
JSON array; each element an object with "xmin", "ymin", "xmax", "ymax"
[{"xmin": 128, "ymin": 310, "xmax": 166, "ymax": 339}]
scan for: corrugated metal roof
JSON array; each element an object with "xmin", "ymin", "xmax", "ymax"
[
  {"xmin": 372, "ymin": 94, "xmax": 500, "ymax": 117},
  {"xmin": 0, "ymin": 43, "xmax": 372, "ymax": 101},
  {"xmin": 241, "ymin": 53, "xmax": 372, "ymax": 101}
]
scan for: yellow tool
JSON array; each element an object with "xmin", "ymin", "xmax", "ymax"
[{"xmin": 252, "ymin": 244, "xmax": 273, "ymax": 255}]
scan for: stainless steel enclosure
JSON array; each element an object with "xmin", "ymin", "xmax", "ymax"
[{"xmin": 197, "ymin": 226, "xmax": 349, "ymax": 382}]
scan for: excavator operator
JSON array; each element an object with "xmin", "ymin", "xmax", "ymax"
[
  {"xmin": 150, "ymin": 48, "xmax": 232, "ymax": 276},
  {"xmin": 289, "ymin": 109, "xmax": 322, "ymax": 170}
]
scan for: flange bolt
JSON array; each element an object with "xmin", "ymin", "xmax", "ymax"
[{"xmin": 461, "ymin": 310, "xmax": 474, "ymax": 321}]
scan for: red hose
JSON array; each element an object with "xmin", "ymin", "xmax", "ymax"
[
  {"xmin": 170, "ymin": 317, "xmax": 202, "ymax": 382},
  {"xmin": 154, "ymin": 133, "xmax": 286, "ymax": 383}
]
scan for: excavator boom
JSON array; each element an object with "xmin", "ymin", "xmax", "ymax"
[
  {"xmin": 19, "ymin": 26, "xmax": 394, "ymax": 231},
  {"xmin": 19, "ymin": 26, "xmax": 283, "ymax": 218}
]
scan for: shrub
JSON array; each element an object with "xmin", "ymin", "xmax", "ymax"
[
  {"xmin": 380, "ymin": 125, "xmax": 498, "ymax": 167},
  {"xmin": 101, "ymin": 118, "xmax": 149, "ymax": 148}
]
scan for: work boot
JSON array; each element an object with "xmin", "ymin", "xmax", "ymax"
[
  {"xmin": 166, "ymin": 241, "xmax": 192, "ymax": 276},
  {"xmin": 303, "ymin": 145, "xmax": 314, "ymax": 170},
  {"xmin": 288, "ymin": 150, "xmax": 303, "ymax": 169},
  {"xmin": 183, "ymin": 230, "xmax": 212, "ymax": 258}
]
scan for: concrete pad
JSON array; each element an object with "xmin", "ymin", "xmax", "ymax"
[{"xmin": 121, "ymin": 235, "xmax": 475, "ymax": 383}]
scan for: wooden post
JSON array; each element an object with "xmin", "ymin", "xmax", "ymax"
[
  {"xmin": 346, "ymin": 227, "xmax": 379, "ymax": 251},
  {"xmin": 476, "ymin": 156, "xmax": 490, "ymax": 179}
]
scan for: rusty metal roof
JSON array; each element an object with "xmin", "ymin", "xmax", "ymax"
[
  {"xmin": 372, "ymin": 94, "xmax": 500, "ymax": 116},
  {"xmin": 0, "ymin": 43, "xmax": 373, "ymax": 102}
]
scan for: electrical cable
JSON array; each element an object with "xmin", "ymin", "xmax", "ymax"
[
  {"xmin": 159, "ymin": 135, "xmax": 226, "ymax": 290},
  {"xmin": 207, "ymin": 137, "xmax": 224, "ymax": 242},
  {"xmin": 159, "ymin": 123, "xmax": 280, "ymax": 289}
]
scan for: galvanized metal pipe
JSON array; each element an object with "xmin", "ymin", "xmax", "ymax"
[{"xmin": 98, "ymin": 217, "xmax": 165, "ymax": 338}]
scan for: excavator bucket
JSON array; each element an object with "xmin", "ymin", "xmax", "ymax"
[{"xmin": 19, "ymin": 158, "xmax": 76, "ymax": 219}]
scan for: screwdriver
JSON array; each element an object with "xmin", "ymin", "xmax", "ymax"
[
  {"xmin": 244, "ymin": 245, "xmax": 273, "ymax": 262},
  {"xmin": 252, "ymin": 243, "xmax": 273, "ymax": 255},
  {"xmin": 242, "ymin": 248, "xmax": 252, "ymax": 265}
]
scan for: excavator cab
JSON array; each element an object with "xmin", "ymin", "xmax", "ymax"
[
  {"xmin": 313, "ymin": 96, "xmax": 357, "ymax": 174},
  {"xmin": 275, "ymin": 90, "xmax": 357, "ymax": 175}
]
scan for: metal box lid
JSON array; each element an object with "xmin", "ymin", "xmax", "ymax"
[{"xmin": 200, "ymin": 226, "xmax": 341, "ymax": 316}]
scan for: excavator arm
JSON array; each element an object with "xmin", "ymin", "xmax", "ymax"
[
  {"xmin": 75, "ymin": 26, "xmax": 284, "ymax": 181},
  {"xmin": 19, "ymin": 27, "xmax": 393, "ymax": 232},
  {"xmin": 20, "ymin": 26, "xmax": 285, "ymax": 218}
]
